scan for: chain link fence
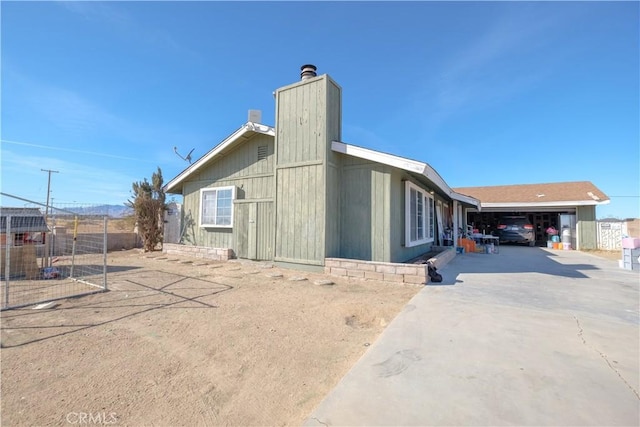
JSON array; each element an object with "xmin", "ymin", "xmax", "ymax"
[{"xmin": 1, "ymin": 193, "xmax": 108, "ymax": 310}]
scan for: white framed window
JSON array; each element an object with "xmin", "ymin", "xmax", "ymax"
[
  {"xmin": 199, "ymin": 186, "xmax": 235, "ymax": 228},
  {"xmin": 405, "ymin": 181, "xmax": 434, "ymax": 247},
  {"xmin": 428, "ymin": 195, "xmax": 435, "ymax": 241}
]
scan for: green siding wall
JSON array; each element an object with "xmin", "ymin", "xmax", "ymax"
[
  {"xmin": 577, "ymin": 205, "xmax": 597, "ymax": 250},
  {"xmin": 255, "ymin": 201, "xmax": 274, "ymax": 260},
  {"xmin": 234, "ymin": 201, "xmax": 274, "ymax": 260},
  {"xmin": 196, "ymin": 133, "xmax": 274, "ymax": 184},
  {"xmin": 371, "ymin": 168, "xmax": 391, "ymax": 261},
  {"xmin": 340, "ymin": 159, "xmax": 390, "ymax": 262},
  {"xmin": 341, "ymin": 165, "xmax": 373, "ymax": 260},
  {"xmin": 274, "ymin": 75, "xmax": 341, "ymax": 266},
  {"xmin": 324, "ymin": 80, "xmax": 342, "ymax": 258},
  {"xmin": 181, "ymin": 182, "xmax": 234, "ymax": 248},
  {"xmin": 275, "ymin": 165, "xmax": 324, "ymax": 264},
  {"xmin": 326, "ymin": 163, "xmax": 342, "ymax": 258},
  {"xmin": 339, "ymin": 160, "xmax": 446, "ymax": 263},
  {"xmin": 234, "ymin": 203, "xmax": 250, "ymax": 258},
  {"xmin": 180, "ymin": 133, "xmax": 274, "ymax": 250},
  {"xmin": 276, "ymin": 81, "xmax": 325, "ymax": 164},
  {"xmin": 389, "ymin": 169, "xmax": 436, "ymax": 263}
]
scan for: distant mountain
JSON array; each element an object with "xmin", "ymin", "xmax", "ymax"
[{"xmin": 64, "ymin": 205, "xmax": 134, "ymax": 218}]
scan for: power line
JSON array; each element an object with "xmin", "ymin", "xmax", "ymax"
[{"xmin": 1, "ymin": 139, "xmax": 156, "ymax": 162}]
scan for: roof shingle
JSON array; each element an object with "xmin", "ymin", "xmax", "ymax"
[{"xmin": 452, "ymin": 181, "xmax": 609, "ymax": 204}]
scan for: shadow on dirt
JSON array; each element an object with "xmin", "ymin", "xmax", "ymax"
[{"xmin": 1, "ymin": 270, "xmax": 233, "ymax": 348}]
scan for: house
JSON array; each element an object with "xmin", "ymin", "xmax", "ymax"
[
  {"xmin": 452, "ymin": 182, "xmax": 610, "ymax": 250},
  {"xmin": 0, "ymin": 207, "xmax": 49, "ymax": 279},
  {"xmin": 0, "ymin": 207, "xmax": 49, "ymax": 246},
  {"xmin": 163, "ymin": 65, "xmax": 481, "ymax": 270}
]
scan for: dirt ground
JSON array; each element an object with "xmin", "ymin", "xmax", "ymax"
[
  {"xmin": 579, "ymin": 249, "xmax": 623, "ymax": 261},
  {"xmin": 1, "ymin": 249, "xmax": 421, "ymax": 426}
]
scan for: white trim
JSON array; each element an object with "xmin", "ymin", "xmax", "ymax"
[
  {"xmin": 333, "ymin": 142, "xmax": 425, "ymax": 173},
  {"xmin": 436, "ymin": 200, "xmax": 444, "ymax": 246},
  {"xmin": 199, "ymin": 186, "xmax": 235, "ymax": 228},
  {"xmin": 452, "ymin": 200, "xmax": 459, "ymax": 245},
  {"xmin": 404, "ymin": 181, "xmax": 435, "ymax": 247},
  {"xmin": 481, "ymin": 200, "xmax": 610, "ymax": 208},
  {"xmin": 165, "ymin": 122, "xmax": 275, "ymax": 193},
  {"xmin": 427, "ymin": 194, "xmax": 435, "ymax": 242},
  {"xmin": 332, "ymin": 141, "xmax": 481, "ymax": 209},
  {"xmin": 450, "ymin": 191, "xmax": 480, "ymax": 207}
]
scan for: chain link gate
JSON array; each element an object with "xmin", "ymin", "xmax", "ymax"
[{"xmin": 1, "ymin": 193, "xmax": 108, "ymax": 310}]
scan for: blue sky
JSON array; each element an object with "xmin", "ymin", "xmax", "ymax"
[{"xmin": 1, "ymin": 1, "xmax": 638, "ymax": 219}]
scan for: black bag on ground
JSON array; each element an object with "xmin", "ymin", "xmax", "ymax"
[{"xmin": 427, "ymin": 264, "xmax": 442, "ymax": 283}]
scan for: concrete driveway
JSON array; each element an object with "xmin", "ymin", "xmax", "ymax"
[{"xmin": 304, "ymin": 246, "xmax": 640, "ymax": 426}]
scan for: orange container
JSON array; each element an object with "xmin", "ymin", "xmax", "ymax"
[{"xmin": 552, "ymin": 242, "xmax": 559, "ymax": 249}]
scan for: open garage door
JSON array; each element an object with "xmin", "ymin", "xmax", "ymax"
[{"xmin": 467, "ymin": 209, "xmax": 577, "ymax": 246}]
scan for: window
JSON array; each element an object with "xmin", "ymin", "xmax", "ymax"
[
  {"xmin": 23, "ymin": 232, "xmax": 45, "ymax": 245},
  {"xmin": 14, "ymin": 233, "xmax": 25, "ymax": 246},
  {"xmin": 199, "ymin": 186, "xmax": 235, "ymax": 228},
  {"xmin": 405, "ymin": 181, "xmax": 434, "ymax": 247},
  {"xmin": 428, "ymin": 197, "xmax": 435, "ymax": 241}
]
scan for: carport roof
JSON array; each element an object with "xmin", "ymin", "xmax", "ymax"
[{"xmin": 452, "ymin": 181, "xmax": 610, "ymax": 208}]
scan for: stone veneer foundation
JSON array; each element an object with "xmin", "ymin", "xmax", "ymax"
[
  {"xmin": 162, "ymin": 243, "xmax": 235, "ymax": 261},
  {"xmin": 162, "ymin": 244, "xmax": 457, "ymax": 283},
  {"xmin": 324, "ymin": 247, "xmax": 456, "ymax": 285}
]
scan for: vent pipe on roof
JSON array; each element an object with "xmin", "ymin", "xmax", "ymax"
[
  {"xmin": 248, "ymin": 109, "xmax": 262, "ymax": 123},
  {"xmin": 300, "ymin": 64, "xmax": 317, "ymax": 80}
]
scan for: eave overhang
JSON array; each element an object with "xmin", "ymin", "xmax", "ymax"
[
  {"xmin": 331, "ymin": 141, "xmax": 481, "ymax": 209},
  {"xmin": 164, "ymin": 122, "xmax": 275, "ymax": 194}
]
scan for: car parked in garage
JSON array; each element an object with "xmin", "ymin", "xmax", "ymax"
[{"xmin": 495, "ymin": 216, "xmax": 536, "ymax": 246}]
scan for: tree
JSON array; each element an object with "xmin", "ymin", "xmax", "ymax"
[{"xmin": 127, "ymin": 167, "xmax": 166, "ymax": 252}]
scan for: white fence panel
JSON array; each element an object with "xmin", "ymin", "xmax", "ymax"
[{"xmin": 597, "ymin": 221, "xmax": 623, "ymax": 250}]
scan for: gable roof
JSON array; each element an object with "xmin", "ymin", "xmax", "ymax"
[
  {"xmin": 164, "ymin": 122, "xmax": 480, "ymax": 209},
  {"xmin": 452, "ymin": 181, "xmax": 610, "ymax": 208},
  {"xmin": 332, "ymin": 141, "xmax": 481, "ymax": 208},
  {"xmin": 164, "ymin": 122, "xmax": 275, "ymax": 194}
]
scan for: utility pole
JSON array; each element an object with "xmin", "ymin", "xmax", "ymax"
[
  {"xmin": 41, "ymin": 169, "xmax": 59, "ymax": 218},
  {"xmin": 41, "ymin": 169, "xmax": 59, "ymax": 268}
]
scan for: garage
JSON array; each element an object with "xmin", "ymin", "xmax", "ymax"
[{"xmin": 452, "ymin": 181, "xmax": 610, "ymax": 250}]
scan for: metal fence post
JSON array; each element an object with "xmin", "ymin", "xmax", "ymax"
[
  {"xmin": 3, "ymin": 216, "xmax": 11, "ymax": 308},
  {"xmin": 70, "ymin": 216, "xmax": 78, "ymax": 278},
  {"xmin": 103, "ymin": 216, "xmax": 108, "ymax": 291}
]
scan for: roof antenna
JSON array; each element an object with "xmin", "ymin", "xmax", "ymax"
[{"xmin": 174, "ymin": 146, "xmax": 194, "ymax": 164}]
